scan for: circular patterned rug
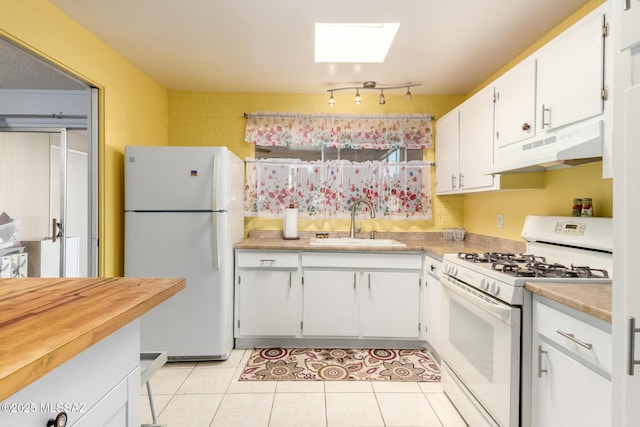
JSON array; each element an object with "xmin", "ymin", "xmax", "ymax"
[{"xmin": 239, "ymin": 348, "xmax": 440, "ymax": 382}]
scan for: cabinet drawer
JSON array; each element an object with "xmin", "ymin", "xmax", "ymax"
[
  {"xmin": 236, "ymin": 250, "xmax": 299, "ymax": 268},
  {"xmin": 301, "ymin": 252, "xmax": 422, "ymax": 270},
  {"xmin": 534, "ymin": 296, "xmax": 611, "ymax": 375}
]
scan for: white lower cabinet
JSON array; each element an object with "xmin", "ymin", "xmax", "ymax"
[
  {"xmin": 361, "ymin": 270, "xmax": 421, "ymax": 339},
  {"xmin": 423, "ymin": 255, "xmax": 442, "ymax": 356},
  {"xmin": 235, "ymin": 251, "xmax": 300, "ymax": 337},
  {"xmin": 0, "ymin": 321, "xmax": 140, "ymax": 427},
  {"xmin": 531, "ymin": 295, "xmax": 611, "ymax": 427},
  {"xmin": 234, "ymin": 249, "xmax": 424, "ymax": 344},
  {"xmin": 302, "ymin": 270, "xmax": 360, "ymax": 337},
  {"xmin": 301, "ymin": 252, "xmax": 423, "ymax": 341}
]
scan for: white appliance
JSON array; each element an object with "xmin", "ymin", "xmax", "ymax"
[
  {"xmin": 440, "ymin": 215, "xmax": 612, "ymax": 427},
  {"xmin": 124, "ymin": 146, "xmax": 244, "ymax": 361}
]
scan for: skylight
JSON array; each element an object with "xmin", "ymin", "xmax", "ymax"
[{"xmin": 314, "ymin": 23, "xmax": 400, "ymax": 63}]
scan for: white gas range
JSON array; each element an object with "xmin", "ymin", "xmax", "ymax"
[{"xmin": 439, "ymin": 215, "xmax": 612, "ymax": 427}]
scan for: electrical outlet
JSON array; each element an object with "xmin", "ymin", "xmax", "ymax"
[{"xmin": 497, "ymin": 214, "xmax": 504, "ymax": 229}]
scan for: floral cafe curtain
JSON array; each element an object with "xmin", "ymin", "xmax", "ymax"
[
  {"xmin": 244, "ymin": 159, "xmax": 433, "ymax": 220},
  {"xmin": 244, "ymin": 112, "xmax": 433, "ymax": 150}
]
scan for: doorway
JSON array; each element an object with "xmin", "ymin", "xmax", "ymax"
[{"xmin": 0, "ymin": 37, "xmax": 99, "ymax": 278}]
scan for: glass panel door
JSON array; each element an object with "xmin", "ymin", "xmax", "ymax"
[{"xmin": 0, "ymin": 128, "xmax": 90, "ymax": 277}]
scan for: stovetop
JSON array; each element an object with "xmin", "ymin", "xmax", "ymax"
[
  {"xmin": 441, "ymin": 251, "xmax": 612, "ymax": 305},
  {"xmin": 456, "ymin": 251, "xmax": 610, "ymax": 279},
  {"xmin": 440, "ymin": 215, "xmax": 614, "ymax": 305}
]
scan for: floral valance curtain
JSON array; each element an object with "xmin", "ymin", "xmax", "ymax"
[
  {"xmin": 244, "ymin": 112, "xmax": 433, "ymax": 150},
  {"xmin": 245, "ymin": 159, "xmax": 432, "ymax": 219}
]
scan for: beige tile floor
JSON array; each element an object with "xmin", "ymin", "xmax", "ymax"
[{"xmin": 141, "ymin": 349, "xmax": 468, "ymax": 427}]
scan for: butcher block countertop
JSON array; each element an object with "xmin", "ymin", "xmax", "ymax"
[
  {"xmin": 0, "ymin": 277, "xmax": 185, "ymax": 402},
  {"xmin": 525, "ymin": 282, "xmax": 612, "ymax": 323}
]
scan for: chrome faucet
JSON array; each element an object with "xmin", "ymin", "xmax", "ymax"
[{"xmin": 349, "ymin": 198, "xmax": 375, "ymax": 238}]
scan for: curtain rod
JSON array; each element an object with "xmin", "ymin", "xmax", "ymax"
[{"xmin": 243, "ymin": 112, "xmax": 435, "ymax": 120}]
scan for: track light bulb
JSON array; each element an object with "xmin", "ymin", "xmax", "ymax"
[
  {"xmin": 379, "ymin": 90, "xmax": 386, "ymax": 105},
  {"xmin": 328, "ymin": 92, "xmax": 335, "ymax": 107},
  {"xmin": 354, "ymin": 89, "xmax": 361, "ymax": 105}
]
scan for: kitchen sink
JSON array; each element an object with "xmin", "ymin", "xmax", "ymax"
[{"xmin": 309, "ymin": 237, "xmax": 406, "ymax": 247}]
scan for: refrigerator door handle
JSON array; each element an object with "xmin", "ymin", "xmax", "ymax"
[
  {"xmin": 211, "ymin": 213, "xmax": 220, "ymax": 270},
  {"xmin": 211, "ymin": 152, "xmax": 219, "ymax": 212}
]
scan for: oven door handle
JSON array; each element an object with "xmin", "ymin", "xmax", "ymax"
[{"xmin": 442, "ymin": 275, "xmax": 515, "ymax": 325}]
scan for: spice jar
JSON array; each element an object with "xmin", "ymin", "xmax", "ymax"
[
  {"xmin": 571, "ymin": 198, "xmax": 582, "ymax": 217},
  {"xmin": 581, "ymin": 198, "xmax": 594, "ymax": 216}
]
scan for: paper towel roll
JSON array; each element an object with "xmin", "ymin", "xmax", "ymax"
[{"xmin": 283, "ymin": 207, "xmax": 298, "ymax": 239}]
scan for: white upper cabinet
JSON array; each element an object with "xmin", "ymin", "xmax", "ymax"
[
  {"xmin": 536, "ymin": 12, "xmax": 606, "ymax": 132},
  {"xmin": 494, "ymin": 59, "xmax": 537, "ymax": 150},
  {"xmin": 458, "ymin": 84, "xmax": 496, "ymax": 191},
  {"xmin": 435, "ymin": 85, "xmax": 496, "ymax": 195},
  {"xmin": 435, "ymin": 84, "xmax": 543, "ymax": 195},
  {"xmin": 435, "ymin": 110, "xmax": 460, "ymax": 194},
  {"xmin": 620, "ymin": 0, "xmax": 640, "ymax": 51}
]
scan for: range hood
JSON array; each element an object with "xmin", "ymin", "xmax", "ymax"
[{"xmin": 487, "ymin": 120, "xmax": 603, "ymax": 174}]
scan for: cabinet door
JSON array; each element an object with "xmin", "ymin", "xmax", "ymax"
[
  {"xmin": 458, "ymin": 85, "xmax": 495, "ymax": 191},
  {"xmin": 73, "ymin": 375, "xmax": 129, "ymax": 427},
  {"xmin": 361, "ymin": 271, "xmax": 420, "ymax": 339},
  {"xmin": 302, "ymin": 270, "xmax": 359, "ymax": 337},
  {"xmin": 532, "ymin": 342, "xmax": 611, "ymax": 427},
  {"xmin": 424, "ymin": 260, "xmax": 442, "ymax": 355},
  {"xmin": 435, "ymin": 110, "xmax": 459, "ymax": 194},
  {"xmin": 620, "ymin": 0, "xmax": 640, "ymax": 51},
  {"xmin": 494, "ymin": 58, "xmax": 537, "ymax": 151},
  {"xmin": 236, "ymin": 269, "xmax": 299, "ymax": 337},
  {"xmin": 537, "ymin": 12, "xmax": 605, "ymax": 131}
]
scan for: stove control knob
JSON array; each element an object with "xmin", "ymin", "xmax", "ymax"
[{"xmin": 490, "ymin": 282, "xmax": 500, "ymax": 296}]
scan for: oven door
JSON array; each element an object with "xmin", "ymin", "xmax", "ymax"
[{"xmin": 441, "ymin": 273, "xmax": 521, "ymax": 427}]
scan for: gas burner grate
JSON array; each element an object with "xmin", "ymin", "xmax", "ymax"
[
  {"xmin": 526, "ymin": 262, "xmax": 579, "ymax": 278},
  {"xmin": 570, "ymin": 265, "xmax": 609, "ymax": 279},
  {"xmin": 492, "ymin": 261, "xmax": 537, "ymax": 277}
]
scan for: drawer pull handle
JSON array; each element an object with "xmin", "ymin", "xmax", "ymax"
[
  {"xmin": 289, "ymin": 272, "xmax": 292, "ymax": 288},
  {"xmin": 47, "ymin": 412, "xmax": 68, "ymax": 427},
  {"xmin": 259, "ymin": 259, "xmax": 276, "ymax": 266},
  {"xmin": 556, "ymin": 330, "xmax": 593, "ymax": 349},
  {"xmin": 627, "ymin": 317, "xmax": 640, "ymax": 375},
  {"xmin": 538, "ymin": 345, "xmax": 548, "ymax": 378}
]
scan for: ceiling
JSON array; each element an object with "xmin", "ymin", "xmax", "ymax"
[
  {"xmin": 40, "ymin": 0, "xmax": 592, "ymax": 95},
  {"xmin": 0, "ymin": 38, "xmax": 87, "ymax": 90}
]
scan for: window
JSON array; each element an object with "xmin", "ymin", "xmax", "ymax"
[{"xmin": 244, "ymin": 112, "xmax": 433, "ymax": 220}]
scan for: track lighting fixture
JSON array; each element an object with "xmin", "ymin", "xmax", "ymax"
[{"xmin": 327, "ymin": 81, "xmax": 421, "ymax": 106}]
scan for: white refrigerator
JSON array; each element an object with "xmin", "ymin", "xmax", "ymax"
[{"xmin": 124, "ymin": 146, "xmax": 244, "ymax": 360}]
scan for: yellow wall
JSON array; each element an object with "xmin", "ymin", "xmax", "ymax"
[
  {"xmin": 463, "ymin": 162, "xmax": 613, "ymax": 239},
  {"xmin": 1, "ymin": 0, "xmax": 169, "ymax": 275},
  {"xmin": 169, "ymin": 91, "xmax": 465, "ymax": 235}
]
